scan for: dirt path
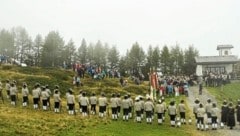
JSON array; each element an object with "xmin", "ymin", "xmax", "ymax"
[{"xmin": 187, "ymin": 86, "xmax": 240, "ymax": 136}]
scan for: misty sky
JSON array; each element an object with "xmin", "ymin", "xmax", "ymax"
[{"xmin": 0, "ymin": 0, "xmax": 240, "ymax": 56}]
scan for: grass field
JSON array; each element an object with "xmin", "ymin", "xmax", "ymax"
[
  {"xmin": 0, "ymin": 65, "xmax": 204, "ymax": 136},
  {"xmin": 207, "ymin": 81, "xmax": 240, "ymax": 105}
]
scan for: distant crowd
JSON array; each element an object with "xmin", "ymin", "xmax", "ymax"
[{"xmin": 203, "ymin": 72, "xmax": 231, "ymax": 87}]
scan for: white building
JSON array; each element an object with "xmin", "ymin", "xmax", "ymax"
[{"xmin": 195, "ymin": 45, "xmax": 239, "ymax": 76}]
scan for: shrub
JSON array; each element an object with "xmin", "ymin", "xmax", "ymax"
[{"xmin": 2, "ymin": 65, "xmax": 13, "ymax": 70}]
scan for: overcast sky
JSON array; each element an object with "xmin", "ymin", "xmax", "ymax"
[{"xmin": 0, "ymin": 0, "xmax": 239, "ymax": 56}]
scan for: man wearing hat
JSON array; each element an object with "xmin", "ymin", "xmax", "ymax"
[
  {"xmin": 178, "ymin": 100, "xmax": 186, "ymax": 124},
  {"xmin": 53, "ymin": 89, "xmax": 61, "ymax": 113},
  {"xmin": 127, "ymin": 94, "xmax": 133, "ymax": 118},
  {"xmin": 168, "ymin": 100, "xmax": 177, "ymax": 127},
  {"xmin": 98, "ymin": 92, "xmax": 108, "ymax": 117},
  {"xmin": 32, "ymin": 84, "xmax": 40, "ymax": 109},
  {"xmin": 79, "ymin": 92, "xmax": 89, "ymax": 117},
  {"xmin": 90, "ymin": 93, "xmax": 97, "ymax": 115},
  {"xmin": 144, "ymin": 97, "xmax": 154, "ymax": 124},
  {"xmin": 155, "ymin": 99, "xmax": 164, "ymax": 125},
  {"xmin": 139, "ymin": 96, "xmax": 145, "ymax": 119},
  {"xmin": 67, "ymin": 88, "xmax": 75, "ymax": 115},
  {"xmin": 134, "ymin": 97, "xmax": 142, "ymax": 123},
  {"xmin": 197, "ymin": 103, "xmax": 205, "ymax": 130},
  {"xmin": 22, "ymin": 83, "xmax": 29, "ymax": 107},
  {"xmin": 10, "ymin": 82, "xmax": 17, "ymax": 106},
  {"xmin": 122, "ymin": 95, "xmax": 130, "ymax": 121},
  {"xmin": 78, "ymin": 91, "xmax": 83, "ymax": 113},
  {"xmin": 45, "ymin": 85, "xmax": 52, "ymax": 108},
  {"xmin": 161, "ymin": 97, "xmax": 167, "ymax": 122},
  {"xmin": 41, "ymin": 86, "xmax": 49, "ymax": 110},
  {"xmin": 116, "ymin": 93, "xmax": 122, "ymax": 117},
  {"xmin": 211, "ymin": 103, "xmax": 219, "ymax": 130},
  {"xmin": 205, "ymin": 98, "xmax": 212, "ymax": 126},
  {"xmin": 193, "ymin": 98, "xmax": 200, "ymax": 120},
  {"xmin": 110, "ymin": 93, "xmax": 118, "ymax": 120}
]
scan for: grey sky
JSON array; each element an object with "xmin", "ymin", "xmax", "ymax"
[{"xmin": 0, "ymin": 0, "xmax": 239, "ymax": 56}]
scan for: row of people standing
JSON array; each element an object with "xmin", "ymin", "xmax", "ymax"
[
  {"xmin": 67, "ymin": 90, "xmax": 188, "ymax": 126},
  {"xmin": 1, "ymin": 80, "xmax": 189, "ymax": 126},
  {"xmin": 193, "ymin": 98, "xmax": 240, "ymax": 130}
]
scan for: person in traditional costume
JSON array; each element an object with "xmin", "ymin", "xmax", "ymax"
[{"xmin": 227, "ymin": 102, "xmax": 235, "ymax": 129}]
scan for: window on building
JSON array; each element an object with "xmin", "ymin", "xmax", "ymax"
[
  {"xmin": 204, "ymin": 66, "xmax": 225, "ymax": 74},
  {"xmin": 224, "ymin": 51, "xmax": 228, "ymax": 55}
]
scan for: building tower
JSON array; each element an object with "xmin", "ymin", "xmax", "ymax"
[{"xmin": 217, "ymin": 45, "xmax": 233, "ymax": 56}]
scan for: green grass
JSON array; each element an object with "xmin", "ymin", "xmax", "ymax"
[
  {"xmin": 207, "ymin": 82, "xmax": 240, "ymax": 104},
  {"xmin": 0, "ymin": 65, "xmax": 204, "ymax": 136}
]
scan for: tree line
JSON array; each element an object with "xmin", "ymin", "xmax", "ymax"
[{"xmin": 0, "ymin": 26, "xmax": 199, "ymax": 78}]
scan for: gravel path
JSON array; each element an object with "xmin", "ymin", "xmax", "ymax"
[{"xmin": 187, "ymin": 86, "xmax": 240, "ymax": 136}]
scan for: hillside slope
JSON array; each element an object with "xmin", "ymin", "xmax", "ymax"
[{"xmin": 0, "ymin": 65, "xmax": 202, "ymax": 136}]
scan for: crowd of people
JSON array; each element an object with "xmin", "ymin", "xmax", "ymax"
[
  {"xmin": 157, "ymin": 76, "xmax": 192, "ymax": 97},
  {"xmin": 204, "ymin": 72, "xmax": 231, "ymax": 87},
  {"xmin": 0, "ymin": 79, "xmax": 189, "ymax": 127},
  {"xmin": 193, "ymin": 98, "xmax": 240, "ymax": 130},
  {"xmin": 1, "ymin": 78, "xmax": 240, "ymax": 130}
]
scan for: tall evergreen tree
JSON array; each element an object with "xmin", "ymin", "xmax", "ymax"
[
  {"xmin": 62, "ymin": 39, "xmax": 76, "ymax": 67},
  {"xmin": 33, "ymin": 34, "xmax": 43, "ymax": 66},
  {"xmin": 183, "ymin": 45, "xmax": 199, "ymax": 76},
  {"xmin": 86, "ymin": 43, "xmax": 94, "ymax": 65},
  {"xmin": 41, "ymin": 31, "xmax": 64, "ymax": 67},
  {"xmin": 128, "ymin": 42, "xmax": 146, "ymax": 76},
  {"xmin": 0, "ymin": 29, "xmax": 15, "ymax": 59},
  {"xmin": 93, "ymin": 40, "xmax": 107, "ymax": 66},
  {"xmin": 118, "ymin": 56, "xmax": 127, "ymax": 76},
  {"xmin": 170, "ymin": 44, "xmax": 184, "ymax": 75},
  {"xmin": 13, "ymin": 26, "xmax": 31, "ymax": 63},
  {"xmin": 160, "ymin": 45, "xmax": 171, "ymax": 75},
  {"xmin": 107, "ymin": 46, "xmax": 120, "ymax": 69},
  {"xmin": 78, "ymin": 38, "xmax": 87, "ymax": 64}
]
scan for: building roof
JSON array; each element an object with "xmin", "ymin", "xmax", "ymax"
[
  {"xmin": 195, "ymin": 55, "xmax": 239, "ymax": 64},
  {"xmin": 217, "ymin": 45, "xmax": 233, "ymax": 50}
]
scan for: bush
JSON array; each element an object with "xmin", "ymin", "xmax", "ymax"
[{"xmin": 2, "ymin": 65, "xmax": 13, "ymax": 70}]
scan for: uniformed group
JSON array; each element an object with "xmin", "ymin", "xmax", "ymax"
[
  {"xmin": 193, "ymin": 98, "xmax": 240, "ymax": 130},
  {"xmin": 66, "ymin": 89, "xmax": 188, "ymax": 126},
  {"xmin": 0, "ymin": 80, "xmax": 190, "ymax": 126}
]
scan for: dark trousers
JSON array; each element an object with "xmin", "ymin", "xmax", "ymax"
[
  {"xmin": 99, "ymin": 106, "xmax": 106, "ymax": 113},
  {"xmin": 23, "ymin": 96, "xmax": 28, "ymax": 103},
  {"xmin": 123, "ymin": 108, "xmax": 129, "ymax": 116},
  {"xmin": 112, "ymin": 107, "xmax": 117, "ymax": 114},
  {"xmin": 170, "ymin": 115, "xmax": 176, "ymax": 121},
  {"xmin": 91, "ymin": 104, "xmax": 96, "ymax": 112},
  {"xmin": 33, "ymin": 98, "xmax": 39, "ymax": 104},
  {"xmin": 11, "ymin": 95, "xmax": 16, "ymax": 102},
  {"xmin": 180, "ymin": 112, "xmax": 185, "ymax": 119},
  {"xmin": 54, "ymin": 102, "xmax": 60, "ymax": 108},
  {"xmin": 68, "ymin": 104, "xmax": 74, "ymax": 110},
  {"xmin": 197, "ymin": 117, "xmax": 204, "ymax": 124},
  {"xmin": 212, "ymin": 116, "xmax": 217, "ymax": 124},
  {"xmin": 82, "ymin": 105, "xmax": 87, "ymax": 113},
  {"xmin": 146, "ymin": 111, "xmax": 152, "ymax": 118},
  {"xmin": 157, "ymin": 113, "xmax": 163, "ymax": 119},
  {"xmin": 42, "ymin": 99, "xmax": 47, "ymax": 106},
  {"xmin": 136, "ymin": 111, "xmax": 141, "ymax": 117}
]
